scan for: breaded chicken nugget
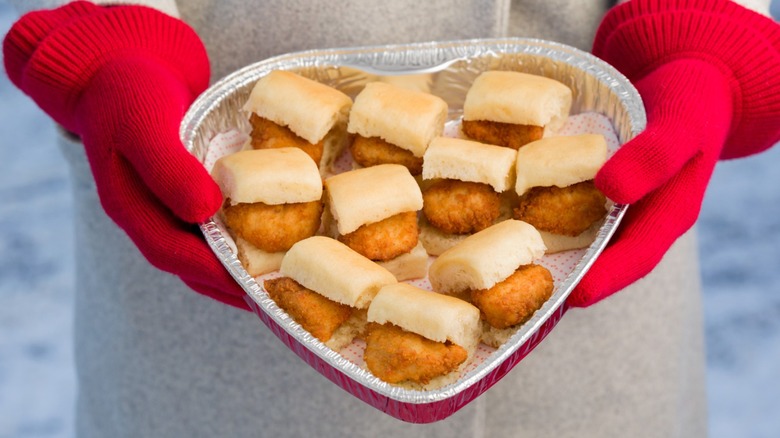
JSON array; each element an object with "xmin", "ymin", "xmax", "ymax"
[
  {"xmin": 249, "ymin": 114, "xmax": 324, "ymax": 165},
  {"xmin": 364, "ymin": 323, "xmax": 468, "ymax": 385},
  {"xmin": 349, "ymin": 135, "xmax": 424, "ymax": 175},
  {"xmin": 461, "ymin": 119, "xmax": 544, "ymax": 150},
  {"xmin": 513, "ymin": 180, "xmax": 606, "ymax": 237},
  {"xmin": 470, "ymin": 264, "xmax": 554, "ymax": 330},
  {"xmin": 222, "ymin": 199, "xmax": 323, "ymax": 253},
  {"xmin": 338, "ymin": 211, "xmax": 418, "ymax": 261},
  {"xmin": 422, "ymin": 179, "xmax": 501, "ymax": 234},
  {"xmin": 264, "ymin": 277, "xmax": 354, "ymax": 343}
]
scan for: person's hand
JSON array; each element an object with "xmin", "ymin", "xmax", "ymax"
[
  {"xmin": 568, "ymin": 0, "xmax": 780, "ymax": 307},
  {"xmin": 3, "ymin": 2, "xmax": 249, "ymax": 309}
]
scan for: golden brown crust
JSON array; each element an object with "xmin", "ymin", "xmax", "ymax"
[
  {"xmin": 338, "ymin": 211, "xmax": 419, "ymax": 261},
  {"xmin": 349, "ymin": 135, "xmax": 424, "ymax": 175},
  {"xmin": 422, "ymin": 179, "xmax": 501, "ymax": 235},
  {"xmin": 364, "ymin": 322, "xmax": 468, "ymax": 385},
  {"xmin": 222, "ymin": 199, "xmax": 323, "ymax": 253},
  {"xmin": 249, "ymin": 114, "xmax": 324, "ymax": 165},
  {"xmin": 264, "ymin": 277, "xmax": 354, "ymax": 343},
  {"xmin": 461, "ymin": 119, "xmax": 544, "ymax": 150},
  {"xmin": 470, "ymin": 264, "xmax": 554, "ymax": 330},
  {"xmin": 513, "ymin": 180, "xmax": 607, "ymax": 237}
]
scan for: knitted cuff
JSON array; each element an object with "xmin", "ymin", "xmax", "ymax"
[
  {"xmin": 3, "ymin": 1, "xmax": 209, "ymax": 133},
  {"xmin": 593, "ymin": 0, "xmax": 780, "ymax": 159}
]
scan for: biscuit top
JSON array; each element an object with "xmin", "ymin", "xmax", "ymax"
[
  {"xmin": 280, "ymin": 236, "xmax": 397, "ymax": 309},
  {"xmin": 324, "ymin": 164, "xmax": 424, "ymax": 235},
  {"xmin": 347, "ymin": 82, "xmax": 448, "ymax": 157},
  {"xmin": 422, "ymin": 136, "xmax": 518, "ymax": 192},
  {"xmin": 211, "ymin": 148, "xmax": 323, "ymax": 205},
  {"xmin": 463, "ymin": 71, "xmax": 572, "ymax": 131},
  {"xmin": 428, "ymin": 220, "xmax": 547, "ymax": 293},
  {"xmin": 367, "ymin": 283, "xmax": 480, "ymax": 351},
  {"xmin": 514, "ymin": 134, "xmax": 608, "ymax": 195},
  {"xmin": 243, "ymin": 70, "xmax": 353, "ymax": 144}
]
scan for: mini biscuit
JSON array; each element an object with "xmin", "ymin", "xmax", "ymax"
[
  {"xmin": 463, "ymin": 71, "xmax": 572, "ymax": 131},
  {"xmin": 280, "ymin": 236, "xmax": 397, "ymax": 309},
  {"xmin": 243, "ymin": 70, "xmax": 352, "ymax": 145},
  {"xmin": 428, "ymin": 220, "xmax": 546, "ymax": 294},
  {"xmin": 514, "ymin": 134, "xmax": 608, "ymax": 195},
  {"xmin": 324, "ymin": 164, "xmax": 423, "ymax": 235},
  {"xmin": 211, "ymin": 147, "xmax": 322, "ymax": 206},
  {"xmin": 348, "ymin": 82, "xmax": 448, "ymax": 157},
  {"xmin": 367, "ymin": 283, "xmax": 481, "ymax": 354},
  {"xmin": 422, "ymin": 136, "xmax": 517, "ymax": 192}
]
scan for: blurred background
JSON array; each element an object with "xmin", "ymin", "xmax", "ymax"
[{"xmin": 1, "ymin": 1, "xmax": 779, "ymax": 437}]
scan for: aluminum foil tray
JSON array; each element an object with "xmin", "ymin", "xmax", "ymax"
[{"xmin": 180, "ymin": 38, "xmax": 646, "ymax": 423}]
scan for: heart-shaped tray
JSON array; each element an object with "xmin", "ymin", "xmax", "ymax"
[{"xmin": 180, "ymin": 38, "xmax": 646, "ymax": 424}]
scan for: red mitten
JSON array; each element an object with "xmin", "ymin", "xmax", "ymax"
[
  {"xmin": 568, "ymin": 0, "xmax": 780, "ymax": 307},
  {"xmin": 3, "ymin": 2, "xmax": 249, "ymax": 310}
]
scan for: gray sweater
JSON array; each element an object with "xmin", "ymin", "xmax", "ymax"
[{"xmin": 9, "ymin": 0, "xmax": 743, "ymax": 436}]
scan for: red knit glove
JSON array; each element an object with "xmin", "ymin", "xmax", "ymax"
[
  {"xmin": 568, "ymin": 0, "xmax": 780, "ymax": 307},
  {"xmin": 3, "ymin": 2, "xmax": 249, "ymax": 310}
]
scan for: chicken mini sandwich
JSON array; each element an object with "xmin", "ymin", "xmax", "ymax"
[
  {"xmin": 264, "ymin": 236, "xmax": 397, "ymax": 351},
  {"xmin": 347, "ymin": 81, "xmax": 448, "ymax": 175},
  {"xmin": 513, "ymin": 133, "xmax": 609, "ymax": 253},
  {"xmin": 419, "ymin": 136, "xmax": 518, "ymax": 255},
  {"xmin": 323, "ymin": 164, "xmax": 427, "ymax": 281},
  {"xmin": 211, "ymin": 147, "xmax": 323, "ymax": 276},
  {"xmin": 428, "ymin": 220, "xmax": 554, "ymax": 348},
  {"xmin": 365, "ymin": 282, "xmax": 481, "ymax": 390},
  {"xmin": 461, "ymin": 70, "xmax": 572, "ymax": 149},
  {"xmin": 243, "ymin": 70, "xmax": 353, "ymax": 176}
]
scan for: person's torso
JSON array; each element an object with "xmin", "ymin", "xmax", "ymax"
[{"xmin": 176, "ymin": 0, "xmax": 612, "ymax": 82}]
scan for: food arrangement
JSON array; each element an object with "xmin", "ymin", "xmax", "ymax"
[
  {"xmin": 209, "ymin": 68, "xmax": 610, "ymax": 389},
  {"xmin": 182, "ymin": 39, "xmax": 644, "ymax": 422}
]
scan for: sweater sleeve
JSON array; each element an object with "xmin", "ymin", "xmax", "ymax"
[{"xmin": 7, "ymin": 0, "xmax": 180, "ymax": 18}]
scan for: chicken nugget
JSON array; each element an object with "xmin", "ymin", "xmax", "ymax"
[
  {"xmin": 461, "ymin": 119, "xmax": 544, "ymax": 150},
  {"xmin": 422, "ymin": 179, "xmax": 501, "ymax": 234},
  {"xmin": 249, "ymin": 114, "xmax": 324, "ymax": 165},
  {"xmin": 470, "ymin": 264, "xmax": 554, "ymax": 329},
  {"xmin": 338, "ymin": 211, "xmax": 418, "ymax": 261},
  {"xmin": 513, "ymin": 180, "xmax": 606, "ymax": 237},
  {"xmin": 264, "ymin": 277, "xmax": 354, "ymax": 343},
  {"xmin": 349, "ymin": 135, "xmax": 424, "ymax": 175},
  {"xmin": 222, "ymin": 199, "xmax": 323, "ymax": 253},
  {"xmin": 364, "ymin": 323, "xmax": 468, "ymax": 385}
]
